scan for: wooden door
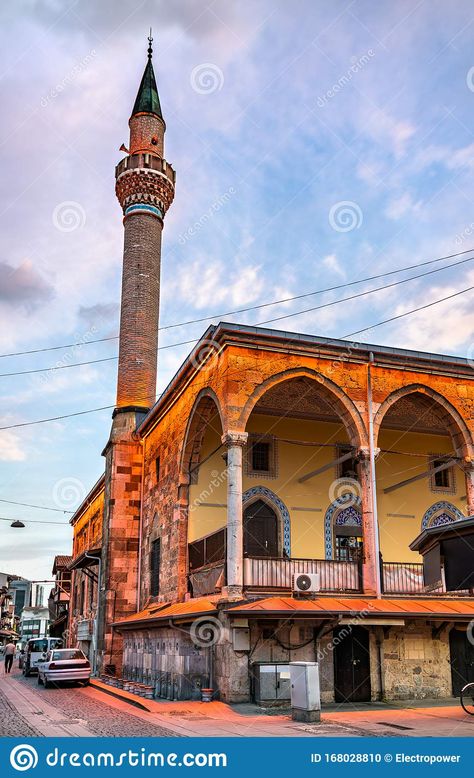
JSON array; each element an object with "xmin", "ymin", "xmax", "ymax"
[
  {"xmin": 450, "ymin": 628, "xmax": 474, "ymax": 696},
  {"xmin": 333, "ymin": 626, "xmax": 371, "ymax": 702},
  {"xmin": 244, "ymin": 500, "xmax": 278, "ymax": 557}
]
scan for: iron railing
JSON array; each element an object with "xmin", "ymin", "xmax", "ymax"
[
  {"xmin": 380, "ymin": 561, "xmax": 455, "ymax": 594},
  {"xmin": 243, "ymin": 556, "xmax": 362, "ymax": 592}
]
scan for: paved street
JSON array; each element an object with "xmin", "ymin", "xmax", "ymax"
[
  {"xmin": 2, "ymin": 662, "xmax": 474, "ymax": 738},
  {"xmin": 0, "ymin": 666, "xmax": 176, "ymax": 738}
]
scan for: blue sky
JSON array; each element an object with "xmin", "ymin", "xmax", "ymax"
[{"xmin": 2, "ymin": 0, "xmax": 474, "ymax": 579}]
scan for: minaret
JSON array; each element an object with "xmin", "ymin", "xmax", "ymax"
[
  {"xmin": 115, "ymin": 32, "xmax": 175, "ymax": 410},
  {"xmin": 97, "ymin": 37, "xmax": 175, "ymax": 674}
]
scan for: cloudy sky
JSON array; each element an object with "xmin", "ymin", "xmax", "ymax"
[{"xmin": 2, "ymin": 0, "xmax": 474, "ymax": 580}]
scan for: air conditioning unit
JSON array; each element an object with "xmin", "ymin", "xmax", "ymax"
[{"xmin": 293, "ymin": 572, "xmax": 320, "ymax": 594}]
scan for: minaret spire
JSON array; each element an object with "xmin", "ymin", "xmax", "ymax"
[{"xmin": 114, "ymin": 40, "xmax": 175, "ymax": 410}]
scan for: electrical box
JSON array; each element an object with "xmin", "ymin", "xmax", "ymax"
[
  {"xmin": 232, "ymin": 627, "xmax": 250, "ymax": 651},
  {"xmin": 290, "ymin": 661, "xmax": 321, "ymax": 722},
  {"xmin": 252, "ymin": 663, "xmax": 291, "ymax": 704}
]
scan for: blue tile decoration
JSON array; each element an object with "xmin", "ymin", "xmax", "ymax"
[{"xmin": 421, "ymin": 500, "xmax": 464, "ymax": 530}]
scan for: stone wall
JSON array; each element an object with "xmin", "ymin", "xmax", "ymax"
[{"xmin": 381, "ymin": 624, "xmax": 452, "ymax": 700}]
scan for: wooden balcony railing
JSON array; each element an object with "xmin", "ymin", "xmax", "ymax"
[{"xmin": 243, "ymin": 557, "xmax": 362, "ymax": 592}]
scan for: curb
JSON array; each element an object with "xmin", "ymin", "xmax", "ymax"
[{"xmin": 90, "ymin": 679, "xmax": 153, "ymax": 712}]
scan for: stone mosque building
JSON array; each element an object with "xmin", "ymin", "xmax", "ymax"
[{"xmin": 68, "ymin": 40, "xmax": 474, "ymax": 704}]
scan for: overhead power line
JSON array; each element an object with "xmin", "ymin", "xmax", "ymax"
[
  {"xmin": 0, "ymin": 498, "xmax": 73, "ymax": 514},
  {"xmin": 0, "ymin": 282, "xmax": 473, "ymax": 432},
  {"xmin": 1, "ymin": 252, "xmax": 473, "ymax": 378},
  {"xmin": 1, "ymin": 246, "xmax": 473, "ymax": 360}
]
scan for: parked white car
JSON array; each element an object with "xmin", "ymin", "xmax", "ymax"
[{"xmin": 37, "ymin": 648, "xmax": 91, "ymax": 688}]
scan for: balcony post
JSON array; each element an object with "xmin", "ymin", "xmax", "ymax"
[
  {"xmin": 357, "ymin": 446, "xmax": 381, "ymax": 596},
  {"xmin": 221, "ymin": 431, "xmax": 248, "ymax": 599},
  {"xmin": 463, "ymin": 463, "xmax": 474, "ymax": 517}
]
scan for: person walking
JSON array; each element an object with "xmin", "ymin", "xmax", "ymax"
[{"xmin": 4, "ymin": 641, "xmax": 16, "ymax": 674}]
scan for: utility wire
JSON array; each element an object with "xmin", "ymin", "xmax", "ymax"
[
  {"xmin": 0, "ymin": 516, "xmax": 70, "ymax": 527},
  {"xmin": 1, "ymin": 253, "xmax": 473, "ymax": 379},
  {"xmin": 1, "ymin": 246, "xmax": 474, "ymax": 360},
  {"xmin": 0, "ymin": 282, "xmax": 472, "ymax": 432},
  {"xmin": 342, "ymin": 284, "xmax": 474, "ymax": 339},
  {"xmin": 0, "ymin": 498, "xmax": 73, "ymax": 514}
]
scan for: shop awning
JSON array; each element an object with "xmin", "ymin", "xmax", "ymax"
[
  {"xmin": 68, "ymin": 548, "xmax": 101, "ymax": 571},
  {"xmin": 112, "ymin": 597, "xmax": 218, "ymax": 629},
  {"xmin": 226, "ymin": 596, "xmax": 474, "ymax": 620}
]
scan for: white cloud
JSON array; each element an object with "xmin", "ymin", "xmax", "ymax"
[{"xmin": 0, "ymin": 431, "xmax": 27, "ymax": 461}]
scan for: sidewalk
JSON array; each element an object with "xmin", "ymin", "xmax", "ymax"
[
  {"xmin": 90, "ymin": 680, "xmax": 474, "ymax": 737},
  {"xmin": 0, "ymin": 674, "xmax": 94, "ymax": 737}
]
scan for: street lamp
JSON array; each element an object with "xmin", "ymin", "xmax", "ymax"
[{"xmin": 10, "ymin": 520, "xmax": 25, "ymax": 528}]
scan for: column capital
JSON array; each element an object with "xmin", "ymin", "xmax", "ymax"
[
  {"xmin": 462, "ymin": 458, "xmax": 474, "ymax": 473},
  {"xmin": 356, "ymin": 446, "xmax": 380, "ymax": 462},
  {"xmin": 221, "ymin": 431, "xmax": 248, "ymax": 448}
]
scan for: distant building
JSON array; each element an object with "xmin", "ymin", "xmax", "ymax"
[
  {"xmin": 48, "ymin": 555, "xmax": 72, "ymax": 640},
  {"xmin": 0, "ymin": 573, "xmax": 29, "ymax": 643},
  {"xmin": 20, "ymin": 606, "xmax": 49, "ymax": 644}
]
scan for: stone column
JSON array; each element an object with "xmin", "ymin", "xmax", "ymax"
[
  {"xmin": 357, "ymin": 447, "xmax": 381, "ymax": 596},
  {"xmin": 221, "ymin": 431, "xmax": 248, "ymax": 599},
  {"xmin": 463, "ymin": 463, "xmax": 474, "ymax": 517}
]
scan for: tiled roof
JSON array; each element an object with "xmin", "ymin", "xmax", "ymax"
[
  {"xmin": 226, "ymin": 596, "xmax": 474, "ymax": 619},
  {"xmin": 112, "ymin": 597, "xmax": 217, "ymax": 628},
  {"xmin": 52, "ymin": 555, "xmax": 73, "ymax": 573}
]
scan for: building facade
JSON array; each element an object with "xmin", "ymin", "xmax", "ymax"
[
  {"xmin": 48, "ymin": 555, "xmax": 72, "ymax": 640},
  {"xmin": 68, "ymin": 41, "xmax": 474, "ymax": 704}
]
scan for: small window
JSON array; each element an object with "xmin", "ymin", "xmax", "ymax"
[
  {"xmin": 252, "ymin": 442, "xmax": 270, "ymax": 472},
  {"xmin": 246, "ymin": 435, "xmax": 277, "ymax": 478},
  {"xmin": 430, "ymin": 456, "xmax": 455, "ymax": 493},
  {"xmin": 337, "ymin": 445, "xmax": 358, "ymax": 480},
  {"xmin": 150, "ymin": 538, "xmax": 161, "ymax": 597},
  {"xmin": 155, "ymin": 456, "xmax": 161, "ymax": 482}
]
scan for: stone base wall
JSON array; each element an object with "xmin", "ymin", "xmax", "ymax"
[
  {"xmin": 116, "ymin": 618, "xmax": 455, "ymax": 703},
  {"xmin": 381, "ymin": 624, "xmax": 452, "ymax": 700}
]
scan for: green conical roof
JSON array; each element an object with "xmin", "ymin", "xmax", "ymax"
[{"xmin": 132, "ymin": 57, "xmax": 162, "ymax": 118}]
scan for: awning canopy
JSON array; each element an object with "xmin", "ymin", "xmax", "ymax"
[
  {"xmin": 112, "ymin": 597, "xmax": 218, "ymax": 630},
  {"xmin": 68, "ymin": 548, "xmax": 101, "ymax": 571},
  {"xmin": 225, "ymin": 596, "xmax": 474, "ymax": 620}
]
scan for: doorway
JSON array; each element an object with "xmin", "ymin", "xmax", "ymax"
[
  {"xmin": 449, "ymin": 628, "xmax": 474, "ymax": 696},
  {"xmin": 244, "ymin": 500, "xmax": 279, "ymax": 557},
  {"xmin": 333, "ymin": 625, "xmax": 371, "ymax": 702}
]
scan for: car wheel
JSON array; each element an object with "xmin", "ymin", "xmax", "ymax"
[
  {"xmin": 44, "ymin": 678, "xmax": 51, "ymax": 689},
  {"xmin": 82, "ymin": 679, "xmax": 90, "ymax": 686}
]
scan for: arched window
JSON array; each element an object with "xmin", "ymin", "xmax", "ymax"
[
  {"xmin": 421, "ymin": 501, "xmax": 464, "ymax": 530},
  {"xmin": 242, "ymin": 486, "xmax": 291, "ymax": 557},
  {"xmin": 325, "ymin": 495, "xmax": 362, "ymax": 560}
]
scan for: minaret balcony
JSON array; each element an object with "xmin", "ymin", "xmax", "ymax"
[{"xmin": 115, "ymin": 153, "xmax": 175, "ymax": 185}]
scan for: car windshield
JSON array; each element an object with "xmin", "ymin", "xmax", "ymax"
[
  {"xmin": 29, "ymin": 639, "xmax": 48, "ymax": 652},
  {"xmin": 51, "ymin": 650, "xmax": 85, "ymax": 661}
]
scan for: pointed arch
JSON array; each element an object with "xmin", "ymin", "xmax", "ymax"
[
  {"xmin": 242, "ymin": 486, "xmax": 291, "ymax": 556},
  {"xmin": 421, "ymin": 500, "xmax": 465, "ymax": 530},
  {"xmin": 373, "ymin": 384, "xmax": 474, "ymax": 459},
  {"xmin": 324, "ymin": 494, "xmax": 362, "ymax": 559},
  {"xmin": 238, "ymin": 367, "xmax": 367, "ymax": 448},
  {"xmin": 179, "ymin": 388, "xmax": 224, "ymax": 482}
]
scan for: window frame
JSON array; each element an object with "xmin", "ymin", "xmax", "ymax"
[
  {"xmin": 246, "ymin": 434, "xmax": 278, "ymax": 479},
  {"xmin": 429, "ymin": 454, "xmax": 456, "ymax": 494},
  {"xmin": 150, "ymin": 537, "xmax": 161, "ymax": 597}
]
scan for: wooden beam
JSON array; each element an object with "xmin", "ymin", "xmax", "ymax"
[
  {"xmin": 298, "ymin": 451, "xmax": 354, "ymax": 484},
  {"xmin": 383, "ymin": 458, "xmax": 457, "ymax": 495}
]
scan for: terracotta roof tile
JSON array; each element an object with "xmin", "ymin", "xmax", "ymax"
[
  {"xmin": 112, "ymin": 597, "xmax": 217, "ymax": 628},
  {"xmin": 226, "ymin": 596, "xmax": 474, "ymax": 619}
]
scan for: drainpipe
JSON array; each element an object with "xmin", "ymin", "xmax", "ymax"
[
  {"xmin": 136, "ymin": 436, "xmax": 145, "ymax": 612},
  {"xmin": 84, "ymin": 550, "xmax": 101, "ymax": 676},
  {"xmin": 367, "ymin": 353, "xmax": 382, "ymax": 598}
]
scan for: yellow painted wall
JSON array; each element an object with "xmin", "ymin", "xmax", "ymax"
[
  {"xmin": 188, "ymin": 415, "xmax": 467, "ymax": 563},
  {"xmin": 188, "ymin": 414, "xmax": 349, "ymax": 559},
  {"xmin": 376, "ymin": 429, "xmax": 464, "ymax": 562}
]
